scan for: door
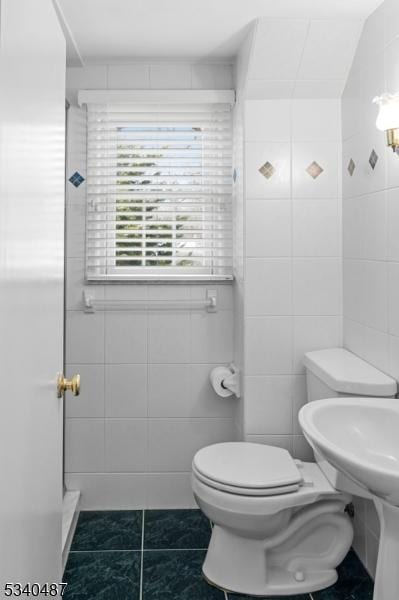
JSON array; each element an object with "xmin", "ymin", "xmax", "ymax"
[{"xmin": 0, "ymin": 0, "xmax": 66, "ymax": 587}]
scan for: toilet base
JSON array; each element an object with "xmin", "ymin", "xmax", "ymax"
[{"xmin": 201, "ymin": 505, "xmax": 352, "ymax": 597}]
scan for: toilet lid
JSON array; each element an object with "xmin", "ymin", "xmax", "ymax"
[{"xmin": 193, "ymin": 442, "xmax": 302, "ymax": 490}]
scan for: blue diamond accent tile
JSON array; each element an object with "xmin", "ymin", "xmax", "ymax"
[
  {"xmin": 69, "ymin": 171, "xmax": 85, "ymax": 187},
  {"xmin": 71, "ymin": 510, "xmax": 142, "ymax": 551},
  {"xmin": 369, "ymin": 150, "xmax": 378, "ymax": 170},
  {"xmin": 348, "ymin": 159, "xmax": 356, "ymax": 177},
  {"xmin": 144, "ymin": 509, "xmax": 211, "ymax": 550},
  {"xmin": 64, "ymin": 551, "xmax": 140, "ymax": 600}
]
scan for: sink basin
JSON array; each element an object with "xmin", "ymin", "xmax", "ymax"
[
  {"xmin": 299, "ymin": 397, "xmax": 399, "ymax": 505},
  {"xmin": 299, "ymin": 397, "xmax": 399, "ymax": 600}
]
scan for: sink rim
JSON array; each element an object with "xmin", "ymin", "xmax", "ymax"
[{"xmin": 299, "ymin": 396, "xmax": 399, "ymax": 481}]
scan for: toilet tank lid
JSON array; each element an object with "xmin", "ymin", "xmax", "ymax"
[{"xmin": 304, "ymin": 348, "xmax": 397, "ymax": 397}]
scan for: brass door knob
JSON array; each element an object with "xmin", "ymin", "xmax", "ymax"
[{"xmin": 57, "ymin": 373, "xmax": 80, "ymax": 398}]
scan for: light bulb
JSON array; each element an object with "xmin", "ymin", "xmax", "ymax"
[{"xmin": 373, "ymin": 93, "xmax": 399, "ymax": 131}]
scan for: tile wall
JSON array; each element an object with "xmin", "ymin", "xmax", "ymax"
[
  {"xmin": 342, "ymin": 0, "xmax": 399, "ymax": 578},
  {"xmin": 242, "ymin": 97, "xmax": 343, "ymax": 458},
  {"xmin": 64, "ymin": 62, "xmax": 239, "ymax": 509}
]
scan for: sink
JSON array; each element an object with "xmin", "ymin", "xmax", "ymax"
[
  {"xmin": 299, "ymin": 397, "xmax": 399, "ymax": 600},
  {"xmin": 299, "ymin": 397, "xmax": 399, "ymax": 505}
]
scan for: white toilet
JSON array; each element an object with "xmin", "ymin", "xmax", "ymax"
[{"xmin": 192, "ymin": 348, "xmax": 397, "ymax": 597}]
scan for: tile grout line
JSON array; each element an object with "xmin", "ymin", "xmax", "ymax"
[{"xmin": 139, "ymin": 509, "xmax": 145, "ymax": 600}]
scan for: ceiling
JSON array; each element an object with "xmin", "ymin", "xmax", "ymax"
[{"xmin": 56, "ymin": 0, "xmax": 384, "ymax": 66}]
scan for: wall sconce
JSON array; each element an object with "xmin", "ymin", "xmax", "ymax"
[{"xmin": 373, "ymin": 93, "xmax": 399, "ymax": 152}]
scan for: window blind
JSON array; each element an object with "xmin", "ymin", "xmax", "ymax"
[{"xmin": 85, "ymin": 101, "xmax": 233, "ymax": 281}]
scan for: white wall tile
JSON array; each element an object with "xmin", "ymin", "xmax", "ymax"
[
  {"xmin": 104, "ymin": 284, "xmax": 148, "ymax": 301},
  {"xmin": 293, "ymin": 316, "xmax": 342, "ymax": 374},
  {"xmin": 297, "ymin": 20, "xmax": 362, "ymax": 81},
  {"xmin": 343, "ymin": 197, "xmax": 364, "ymax": 259},
  {"xmin": 65, "ymin": 419, "xmax": 104, "ymax": 473},
  {"xmin": 291, "ymin": 374, "xmax": 307, "ymax": 435},
  {"xmin": 189, "ymin": 364, "xmax": 236, "ymax": 418},
  {"xmin": 149, "ymin": 64, "xmax": 191, "ymax": 89},
  {"xmin": 190, "ymin": 285, "xmax": 233, "ymax": 310},
  {"xmin": 246, "ymin": 200, "xmax": 291, "ymax": 258},
  {"xmin": 148, "ymin": 419, "xmax": 235, "ymax": 471},
  {"xmin": 292, "ymin": 435, "xmax": 314, "ymax": 461},
  {"xmin": 245, "ymin": 100, "xmax": 291, "ymax": 142},
  {"xmin": 190, "ymin": 311, "xmax": 233, "ymax": 363},
  {"xmin": 65, "ymin": 473, "xmax": 147, "ymax": 510},
  {"xmin": 249, "ymin": 19, "xmax": 308, "ymax": 80},
  {"xmin": 293, "ymin": 198, "xmax": 340, "ymax": 257},
  {"xmin": 343, "ymin": 318, "xmax": 366, "ymax": 358},
  {"xmin": 66, "ymin": 258, "xmax": 104, "ymax": 310},
  {"xmin": 292, "ymin": 100, "xmax": 340, "ymax": 142},
  {"xmin": 388, "ymin": 262, "xmax": 399, "ymax": 336},
  {"xmin": 362, "ymin": 261, "xmax": 388, "ymax": 332},
  {"xmin": 246, "ymin": 142, "xmax": 291, "ymax": 199},
  {"xmin": 343, "ymin": 259, "xmax": 366, "ymax": 324},
  {"xmin": 66, "ymin": 364, "xmax": 105, "ymax": 418},
  {"xmin": 105, "ymin": 364, "xmax": 147, "ymax": 418},
  {"xmin": 246, "ymin": 258, "xmax": 292, "ymax": 316},
  {"xmin": 293, "ymin": 259, "xmax": 341, "ymax": 316},
  {"xmin": 244, "ymin": 376, "xmax": 292, "ymax": 435},
  {"xmin": 292, "ymin": 142, "xmax": 339, "ymax": 199},
  {"xmin": 245, "ymin": 317, "xmax": 292, "ymax": 375},
  {"xmin": 148, "ymin": 313, "xmax": 190, "ymax": 363},
  {"xmin": 246, "ymin": 79, "xmax": 295, "ymax": 100},
  {"xmin": 191, "ymin": 63, "xmax": 233, "ymax": 90},
  {"xmin": 107, "ymin": 64, "xmax": 150, "ymax": 89},
  {"xmin": 362, "ymin": 192, "xmax": 387, "ymax": 261},
  {"xmin": 384, "ymin": 0, "xmax": 399, "ymax": 47},
  {"xmin": 66, "ymin": 311, "xmax": 105, "ymax": 364},
  {"xmin": 292, "ymin": 80, "xmax": 345, "ymax": 99},
  {"xmin": 389, "ymin": 334, "xmax": 399, "ymax": 380},
  {"xmin": 105, "ymin": 313, "xmax": 147, "ymax": 363},
  {"xmin": 66, "ymin": 202, "xmax": 85, "ymax": 258},
  {"xmin": 387, "ymin": 189, "xmax": 399, "ymax": 261},
  {"xmin": 147, "ymin": 473, "xmax": 197, "ymax": 509},
  {"xmin": 245, "ymin": 434, "xmax": 293, "ymax": 453},
  {"xmin": 66, "ymin": 66, "xmax": 107, "ymax": 104},
  {"xmin": 148, "ymin": 364, "xmax": 190, "ymax": 417},
  {"xmin": 105, "ymin": 419, "xmax": 148, "ymax": 472}
]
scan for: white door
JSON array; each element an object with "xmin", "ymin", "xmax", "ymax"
[{"xmin": 0, "ymin": 0, "xmax": 66, "ymax": 588}]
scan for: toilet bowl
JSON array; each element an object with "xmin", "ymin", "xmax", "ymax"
[
  {"xmin": 192, "ymin": 442, "xmax": 353, "ymax": 596},
  {"xmin": 192, "ymin": 348, "xmax": 397, "ymax": 596}
]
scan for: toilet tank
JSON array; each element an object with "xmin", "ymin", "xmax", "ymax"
[{"xmin": 304, "ymin": 348, "xmax": 397, "ymax": 402}]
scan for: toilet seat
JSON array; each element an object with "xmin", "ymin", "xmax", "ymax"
[{"xmin": 192, "ymin": 442, "xmax": 303, "ymax": 497}]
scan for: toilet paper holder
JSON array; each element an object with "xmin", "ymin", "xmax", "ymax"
[{"xmin": 210, "ymin": 364, "xmax": 241, "ymax": 398}]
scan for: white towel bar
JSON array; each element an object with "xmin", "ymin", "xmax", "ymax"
[{"xmin": 83, "ymin": 289, "xmax": 217, "ymax": 313}]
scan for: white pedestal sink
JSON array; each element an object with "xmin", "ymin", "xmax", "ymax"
[{"xmin": 299, "ymin": 397, "xmax": 399, "ymax": 600}]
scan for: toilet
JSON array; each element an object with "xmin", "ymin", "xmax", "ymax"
[{"xmin": 192, "ymin": 348, "xmax": 397, "ymax": 597}]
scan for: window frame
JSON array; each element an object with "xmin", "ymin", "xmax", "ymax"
[{"xmin": 81, "ymin": 90, "xmax": 235, "ymax": 284}]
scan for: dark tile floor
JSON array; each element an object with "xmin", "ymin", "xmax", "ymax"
[{"xmin": 64, "ymin": 509, "xmax": 374, "ymax": 600}]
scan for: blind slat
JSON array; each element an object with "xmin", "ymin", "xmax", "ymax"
[{"xmin": 86, "ymin": 101, "xmax": 233, "ymax": 280}]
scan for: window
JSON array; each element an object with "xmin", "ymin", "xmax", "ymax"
[{"xmin": 84, "ymin": 94, "xmax": 233, "ymax": 281}]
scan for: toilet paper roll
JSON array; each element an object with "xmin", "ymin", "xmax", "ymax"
[{"xmin": 210, "ymin": 366, "xmax": 234, "ymax": 398}]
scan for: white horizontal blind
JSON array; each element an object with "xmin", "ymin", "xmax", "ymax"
[{"xmin": 85, "ymin": 102, "xmax": 233, "ymax": 281}]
